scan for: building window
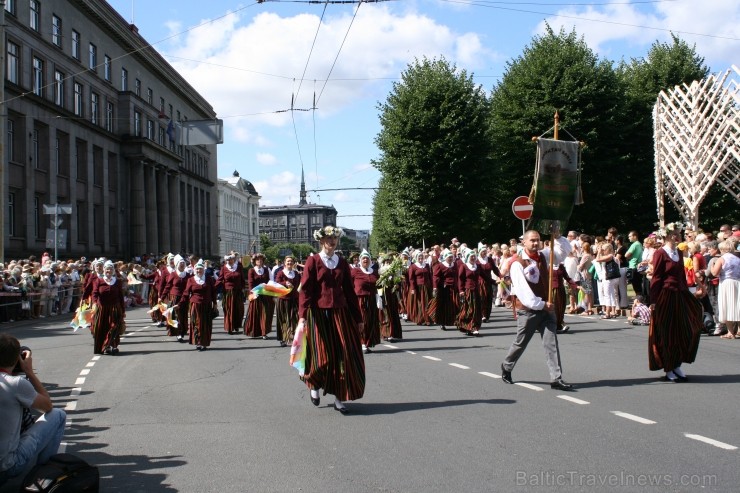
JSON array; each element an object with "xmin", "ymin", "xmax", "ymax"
[
  {"xmin": 29, "ymin": 0, "xmax": 39, "ymax": 32},
  {"xmin": 146, "ymin": 120, "xmax": 154, "ymax": 140},
  {"xmin": 54, "ymin": 70, "xmax": 64, "ymax": 106},
  {"xmin": 158, "ymin": 126, "xmax": 165, "ymax": 146},
  {"xmin": 32, "ymin": 129, "xmax": 39, "ymax": 169},
  {"xmin": 5, "ymin": 0, "xmax": 16, "ymax": 16},
  {"xmin": 73, "ymin": 82, "xmax": 83, "ymax": 116},
  {"xmin": 105, "ymin": 101, "xmax": 114, "ymax": 132},
  {"xmin": 88, "ymin": 43, "xmax": 96, "ymax": 70},
  {"xmin": 52, "ymin": 15, "xmax": 62, "ymax": 47},
  {"xmin": 134, "ymin": 111, "xmax": 141, "ymax": 137},
  {"xmin": 104, "ymin": 55, "xmax": 111, "ymax": 81},
  {"xmin": 146, "ymin": 88, "xmax": 153, "ymax": 105},
  {"xmin": 71, "ymin": 30, "xmax": 80, "ymax": 60},
  {"xmin": 6, "ymin": 41, "xmax": 19, "ymax": 84},
  {"xmin": 159, "ymin": 97, "xmax": 165, "ymax": 113},
  {"xmin": 32, "ymin": 57, "xmax": 43, "ymax": 96},
  {"xmin": 134, "ymin": 78, "xmax": 141, "ymax": 96},
  {"xmin": 7, "ymin": 192, "xmax": 14, "ymax": 237},
  {"xmin": 121, "ymin": 67, "xmax": 127, "ymax": 90},
  {"xmin": 90, "ymin": 92, "xmax": 99, "ymax": 124}
]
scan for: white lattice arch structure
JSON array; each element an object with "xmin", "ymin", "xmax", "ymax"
[{"xmin": 653, "ymin": 65, "xmax": 740, "ymax": 229}]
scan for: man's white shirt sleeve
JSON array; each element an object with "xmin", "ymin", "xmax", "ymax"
[{"xmin": 510, "ymin": 261, "xmax": 545, "ymax": 311}]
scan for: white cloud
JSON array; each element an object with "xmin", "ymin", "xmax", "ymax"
[
  {"xmin": 252, "ymin": 171, "xmax": 301, "ymax": 205},
  {"xmin": 353, "ymin": 163, "xmax": 373, "ymax": 172},
  {"xmin": 333, "ymin": 191, "xmax": 350, "ymax": 202},
  {"xmin": 256, "ymin": 152, "xmax": 277, "ymax": 166},
  {"xmin": 167, "ymin": 5, "xmax": 492, "ymax": 128},
  {"xmin": 537, "ymin": 1, "xmax": 740, "ymax": 66}
]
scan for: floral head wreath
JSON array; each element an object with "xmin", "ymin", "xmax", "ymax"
[
  {"xmin": 654, "ymin": 221, "xmax": 687, "ymax": 239},
  {"xmin": 313, "ymin": 225, "xmax": 344, "ymax": 241}
]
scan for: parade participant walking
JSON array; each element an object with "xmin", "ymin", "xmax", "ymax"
[
  {"xmin": 351, "ymin": 250, "xmax": 381, "ymax": 353},
  {"xmin": 649, "ymin": 225, "xmax": 702, "ymax": 382},
  {"xmin": 274, "ymin": 255, "xmax": 301, "ymax": 347},
  {"xmin": 500, "ymin": 230, "xmax": 574, "ymax": 391},
  {"xmin": 160, "ymin": 255, "xmax": 192, "ymax": 341},
  {"xmin": 0, "ymin": 335, "xmax": 66, "ymax": 482},
  {"xmin": 244, "ymin": 253, "xmax": 274, "ymax": 339},
  {"xmin": 477, "ymin": 244, "xmax": 500, "ymax": 322},
  {"xmin": 217, "ymin": 253, "xmax": 245, "ymax": 334},
  {"xmin": 407, "ymin": 251, "xmax": 433, "ymax": 326},
  {"xmin": 457, "ymin": 249, "xmax": 482, "ymax": 336},
  {"xmin": 91, "ymin": 261, "xmax": 126, "ymax": 355},
  {"xmin": 433, "ymin": 249, "xmax": 458, "ymax": 331},
  {"xmin": 378, "ymin": 254, "xmax": 403, "ymax": 342},
  {"xmin": 298, "ymin": 226, "xmax": 365, "ymax": 414},
  {"xmin": 182, "ymin": 260, "xmax": 217, "ymax": 351},
  {"xmin": 143, "ymin": 259, "xmax": 166, "ymax": 325}
]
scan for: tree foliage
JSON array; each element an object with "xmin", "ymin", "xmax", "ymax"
[{"xmin": 371, "ymin": 57, "xmax": 493, "ymax": 250}]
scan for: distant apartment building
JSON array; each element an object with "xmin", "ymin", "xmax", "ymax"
[
  {"xmin": 1, "ymin": 0, "xmax": 219, "ymax": 260},
  {"xmin": 218, "ymin": 171, "xmax": 260, "ymax": 256}
]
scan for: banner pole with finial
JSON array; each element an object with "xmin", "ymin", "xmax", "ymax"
[{"xmin": 548, "ymin": 111, "xmax": 559, "ymax": 305}]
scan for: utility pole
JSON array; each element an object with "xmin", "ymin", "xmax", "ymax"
[{"xmin": 0, "ymin": 0, "xmax": 6, "ymax": 263}]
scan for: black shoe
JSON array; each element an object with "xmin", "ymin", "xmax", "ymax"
[
  {"xmin": 550, "ymin": 379, "xmax": 574, "ymax": 391},
  {"xmin": 440, "ymin": 325, "xmax": 447, "ymax": 331},
  {"xmin": 201, "ymin": 346, "xmax": 207, "ymax": 351},
  {"xmin": 501, "ymin": 364, "xmax": 513, "ymax": 384},
  {"xmin": 111, "ymin": 347, "xmax": 119, "ymax": 355},
  {"xmin": 262, "ymin": 336, "xmax": 268, "ymax": 340},
  {"xmin": 310, "ymin": 392, "xmax": 320, "ymax": 407},
  {"xmin": 333, "ymin": 402, "xmax": 349, "ymax": 414},
  {"xmin": 104, "ymin": 346, "xmax": 113, "ymax": 355},
  {"xmin": 196, "ymin": 345, "xmax": 203, "ymax": 351},
  {"xmin": 279, "ymin": 341, "xmax": 287, "ymax": 347}
]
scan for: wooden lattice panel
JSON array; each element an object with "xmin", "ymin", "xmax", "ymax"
[{"xmin": 653, "ymin": 66, "xmax": 740, "ymax": 228}]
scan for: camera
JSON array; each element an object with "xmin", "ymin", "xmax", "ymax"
[{"xmin": 13, "ymin": 345, "xmax": 31, "ymax": 375}]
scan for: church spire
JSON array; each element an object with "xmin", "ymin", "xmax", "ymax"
[{"xmin": 299, "ymin": 167, "xmax": 307, "ymax": 206}]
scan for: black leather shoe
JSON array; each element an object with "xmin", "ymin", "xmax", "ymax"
[
  {"xmin": 333, "ymin": 402, "xmax": 349, "ymax": 414},
  {"xmin": 310, "ymin": 392, "xmax": 320, "ymax": 407},
  {"xmin": 550, "ymin": 379, "xmax": 574, "ymax": 391},
  {"xmin": 501, "ymin": 364, "xmax": 513, "ymax": 384}
]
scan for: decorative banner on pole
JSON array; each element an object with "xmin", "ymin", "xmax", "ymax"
[{"xmin": 528, "ymin": 138, "xmax": 580, "ymax": 233}]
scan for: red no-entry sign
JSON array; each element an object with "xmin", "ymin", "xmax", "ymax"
[{"xmin": 512, "ymin": 196, "xmax": 533, "ymax": 221}]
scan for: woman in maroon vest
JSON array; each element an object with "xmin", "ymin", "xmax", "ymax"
[
  {"xmin": 408, "ymin": 251, "xmax": 433, "ymax": 326},
  {"xmin": 476, "ymin": 244, "xmax": 500, "ymax": 323},
  {"xmin": 245, "ymin": 253, "xmax": 274, "ymax": 339},
  {"xmin": 217, "ymin": 253, "xmax": 245, "ymax": 334},
  {"xmin": 351, "ymin": 250, "xmax": 380, "ymax": 353},
  {"xmin": 433, "ymin": 249, "xmax": 458, "ymax": 331},
  {"xmin": 274, "ymin": 255, "xmax": 301, "ymax": 347},
  {"xmin": 161, "ymin": 255, "xmax": 191, "ymax": 341},
  {"xmin": 298, "ymin": 226, "xmax": 364, "ymax": 414},
  {"xmin": 457, "ymin": 249, "xmax": 482, "ymax": 336},
  {"xmin": 182, "ymin": 260, "xmax": 217, "ymax": 351},
  {"xmin": 91, "ymin": 261, "xmax": 125, "ymax": 355}
]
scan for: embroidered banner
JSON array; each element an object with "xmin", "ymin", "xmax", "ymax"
[{"xmin": 528, "ymin": 138, "xmax": 580, "ymax": 233}]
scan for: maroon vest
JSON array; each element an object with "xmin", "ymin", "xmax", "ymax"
[{"xmin": 518, "ymin": 252, "xmax": 550, "ymax": 300}]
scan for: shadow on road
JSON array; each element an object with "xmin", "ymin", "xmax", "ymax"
[{"xmin": 349, "ymin": 398, "xmax": 517, "ymax": 415}]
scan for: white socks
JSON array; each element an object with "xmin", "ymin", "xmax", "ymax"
[
  {"xmin": 334, "ymin": 399, "xmax": 346, "ymax": 410},
  {"xmin": 673, "ymin": 366, "xmax": 686, "ymax": 378},
  {"xmin": 310, "ymin": 389, "xmax": 319, "ymax": 400}
]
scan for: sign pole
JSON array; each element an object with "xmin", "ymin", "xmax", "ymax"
[
  {"xmin": 548, "ymin": 112, "xmax": 559, "ymax": 305},
  {"xmin": 521, "ymin": 219, "xmax": 525, "ymax": 237}
]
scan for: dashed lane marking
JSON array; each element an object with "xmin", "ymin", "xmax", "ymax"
[
  {"xmin": 383, "ymin": 344, "xmax": 398, "ymax": 349},
  {"xmin": 423, "ymin": 356, "xmax": 442, "ymax": 362},
  {"xmin": 611, "ymin": 411, "xmax": 656, "ymax": 424},
  {"xmin": 478, "ymin": 371, "xmax": 501, "ymax": 379},
  {"xmin": 449, "ymin": 363, "xmax": 469, "ymax": 370},
  {"xmin": 74, "ymin": 377, "xmax": 86, "ymax": 385},
  {"xmin": 515, "ymin": 382, "xmax": 544, "ymax": 391},
  {"xmin": 557, "ymin": 395, "xmax": 590, "ymax": 405},
  {"xmin": 92, "ymin": 356, "xmax": 101, "ymax": 361},
  {"xmin": 65, "ymin": 401, "xmax": 78, "ymax": 411},
  {"xmin": 79, "ymin": 369, "xmax": 90, "ymax": 376},
  {"xmin": 85, "ymin": 362, "xmax": 95, "ymax": 368},
  {"xmin": 405, "ymin": 350, "xmax": 417, "ymax": 355},
  {"xmin": 684, "ymin": 434, "xmax": 738, "ymax": 450}
]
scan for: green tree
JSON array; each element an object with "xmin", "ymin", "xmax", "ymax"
[
  {"xmin": 488, "ymin": 25, "xmax": 624, "ymax": 239},
  {"xmin": 260, "ymin": 233, "xmax": 273, "ymax": 251},
  {"xmin": 372, "ymin": 57, "xmax": 493, "ymax": 250}
]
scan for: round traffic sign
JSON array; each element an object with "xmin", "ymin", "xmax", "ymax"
[{"xmin": 512, "ymin": 196, "xmax": 533, "ymax": 220}]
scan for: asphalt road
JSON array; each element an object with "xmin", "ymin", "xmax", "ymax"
[{"xmin": 2, "ymin": 304, "xmax": 739, "ymax": 492}]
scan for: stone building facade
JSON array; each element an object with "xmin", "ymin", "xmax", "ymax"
[{"xmin": 218, "ymin": 171, "xmax": 260, "ymax": 257}]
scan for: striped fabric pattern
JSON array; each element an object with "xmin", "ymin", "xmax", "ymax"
[
  {"xmin": 276, "ymin": 297, "xmax": 299, "ymax": 342},
  {"xmin": 357, "ymin": 294, "xmax": 381, "ymax": 347},
  {"xmin": 244, "ymin": 296, "xmax": 275, "ymax": 337},
  {"xmin": 479, "ymin": 280, "xmax": 493, "ymax": 320},
  {"xmin": 649, "ymin": 289, "xmax": 702, "ymax": 371},
  {"xmin": 436, "ymin": 286, "xmax": 459, "ymax": 326},
  {"xmin": 456, "ymin": 289, "xmax": 481, "ymax": 332},
  {"xmin": 410, "ymin": 285, "xmax": 434, "ymax": 325},
  {"xmin": 167, "ymin": 294, "xmax": 188, "ymax": 337},
  {"xmin": 380, "ymin": 288, "xmax": 403, "ymax": 339},
  {"xmin": 188, "ymin": 301, "xmax": 213, "ymax": 347},
  {"xmin": 302, "ymin": 307, "xmax": 365, "ymax": 401},
  {"xmin": 222, "ymin": 288, "xmax": 245, "ymax": 332},
  {"xmin": 92, "ymin": 304, "xmax": 124, "ymax": 354}
]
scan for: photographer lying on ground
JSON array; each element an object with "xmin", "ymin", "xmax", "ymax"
[{"xmin": 0, "ymin": 334, "xmax": 66, "ymax": 482}]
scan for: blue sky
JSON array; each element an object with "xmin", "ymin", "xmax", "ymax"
[{"xmin": 106, "ymin": 0, "xmax": 739, "ymax": 231}]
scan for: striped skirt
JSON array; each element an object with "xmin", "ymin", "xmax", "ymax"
[
  {"xmin": 380, "ymin": 288, "xmax": 403, "ymax": 340},
  {"xmin": 168, "ymin": 294, "xmax": 188, "ymax": 337},
  {"xmin": 457, "ymin": 289, "xmax": 481, "ymax": 332},
  {"xmin": 479, "ymin": 281, "xmax": 493, "ymax": 320},
  {"xmin": 551, "ymin": 286, "xmax": 566, "ymax": 330},
  {"xmin": 358, "ymin": 294, "xmax": 381, "ymax": 347},
  {"xmin": 188, "ymin": 301, "xmax": 213, "ymax": 347},
  {"xmin": 302, "ymin": 306, "xmax": 365, "ymax": 401},
  {"xmin": 276, "ymin": 297, "xmax": 299, "ymax": 342},
  {"xmin": 649, "ymin": 288, "xmax": 702, "ymax": 372},
  {"xmin": 148, "ymin": 285, "xmax": 162, "ymax": 322},
  {"xmin": 410, "ymin": 285, "xmax": 433, "ymax": 325},
  {"xmin": 92, "ymin": 303, "xmax": 125, "ymax": 354},
  {"xmin": 436, "ymin": 286, "xmax": 458, "ymax": 327},
  {"xmin": 222, "ymin": 288, "xmax": 245, "ymax": 332},
  {"xmin": 244, "ymin": 295, "xmax": 274, "ymax": 337},
  {"xmin": 397, "ymin": 284, "xmax": 408, "ymax": 315}
]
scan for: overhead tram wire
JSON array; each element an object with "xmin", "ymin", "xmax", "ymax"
[{"xmin": 316, "ymin": 0, "xmax": 364, "ymax": 105}]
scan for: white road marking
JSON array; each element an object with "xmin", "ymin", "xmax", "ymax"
[
  {"xmin": 92, "ymin": 356, "xmax": 101, "ymax": 361},
  {"xmin": 515, "ymin": 382, "xmax": 544, "ymax": 391},
  {"xmin": 557, "ymin": 395, "xmax": 590, "ymax": 405},
  {"xmin": 65, "ymin": 401, "xmax": 78, "ymax": 411},
  {"xmin": 85, "ymin": 362, "xmax": 95, "ymax": 368},
  {"xmin": 684, "ymin": 434, "xmax": 738, "ymax": 450},
  {"xmin": 611, "ymin": 411, "xmax": 656, "ymax": 424},
  {"xmin": 58, "ymin": 442, "xmax": 68, "ymax": 454},
  {"xmin": 406, "ymin": 351, "xmax": 417, "ymax": 355},
  {"xmin": 70, "ymin": 387, "xmax": 81, "ymax": 397},
  {"xmin": 74, "ymin": 377, "xmax": 86, "ymax": 385},
  {"xmin": 449, "ymin": 363, "xmax": 469, "ymax": 370},
  {"xmin": 478, "ymin": 371, "xmax": 501, "ymax": 379},
  {"xmin": 383, "ymin": 344, "xmax": 398, "ymax": 349},
  {"xmin": 79, "ymin": 369, "xmax": 90, "ymax": 376},
  {"xmin": 423, "ymin": 356, "xmax": 441, "ymax": 361}
]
